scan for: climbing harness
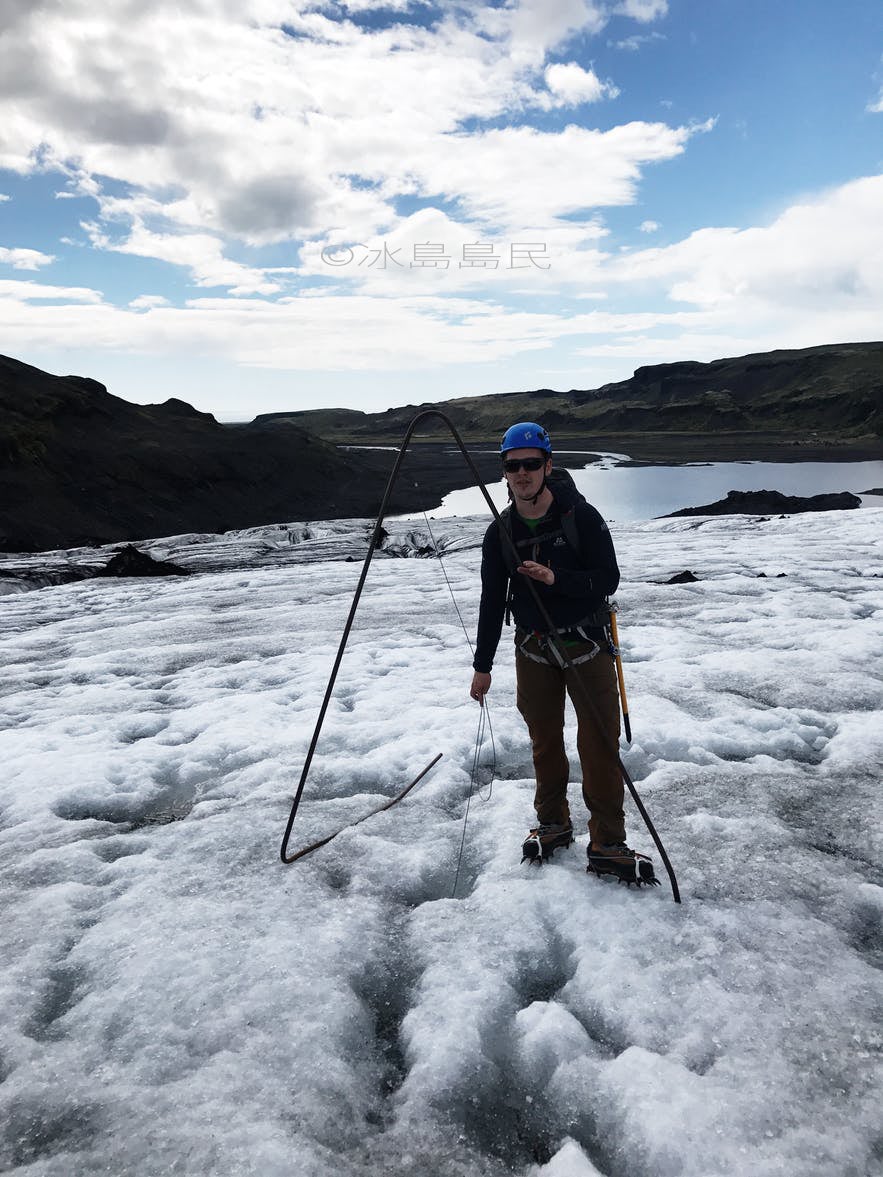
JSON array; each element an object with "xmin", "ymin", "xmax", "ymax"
[
  {"xmin": 516, "ymin": 631, "xmax": 601, "ymax": 668},
  {"xmin": 278, "ymin": 409, "xmax": 680, "ymax": 905}
]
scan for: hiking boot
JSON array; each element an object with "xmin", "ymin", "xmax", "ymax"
[
  {"xmin": 522, "ymin": 821, "xmax": 574, "ymax": 863},
  {"xmin": 587, "ymin": 841, "xmax": 659, "ymax": 886}
]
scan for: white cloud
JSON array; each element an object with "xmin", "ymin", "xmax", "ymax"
[
  {"xmin": 0, "ymin": 278, "xmax": 102, "ymax": 302},
  {"xmin": 129, "ymin": 294, "xmax": 170, "ymax": 309},
  {"xmin": 299, "ymin": 205, "xmax": 609, "ymax": 295},
  {"xmin": 553, "ymin": 173, "xmax": 883, "ymax": 366},
  {"xmin": 478, "ymin": 0, "xmax": 608, "ymax": 61},
  {"xmin": 21, "ymin": 1, "xmax": 866, "ymax": 391},
  {"xmin": 541, "ymin": 62, "xmax": 619, "ymax": 106},
  {"xmin": 867, "ymin": 91, "xmax": 883, "ymax": 113},
  {"xmin": 2, "ymin": 175, "xmax": 881, "ymax": 380},
  {"xmin": 335, "ymin": 0, "xmax": 424, "ymax": 9},
  {"xmin": 82, "ymin": 221, "xmax": 284, "ymax": 295},
  {"xmin": 0, "ymin": 193, "xmax": 10, "ymax": 201},
  {"xmin": 0, "ymin": 246, "xmax": 55, "ymax": 270},
  {"xmin": 615, "ymin": 0, "xmax": 668, "ymax": 21},
  {"xmin": 609, "ymin": 31, "xmax": 666, "ymax": 51},
  {"xmin": 382, "ymin": 121, "xmax": 701, "ymax": 233},
  {"xmin": 0, "ymin": 0, "xmax": 677, "ymax": 278},
  {"xmin": 215, "ymin": 174, "xmax": 323, "ymax": 241},
  {"xmin": 0, "ymin": 284, "xmax": 579, "ymax": 369},
  {"xmin": 609, "ymin": 175, "xmax": 883, "ymax": 310}
]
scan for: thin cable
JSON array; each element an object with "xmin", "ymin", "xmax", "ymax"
[
  {"xmin": 421, "ymin": 512, "xmax": 476, "ymax": 655},
  {"xmin": 451, "ymin": 702, "xmax": 492, "ymax": 898},
  {"xmin": 421, "ymin": 512, "xmax": 496, "ymax": 889},
  {"xmin": 420, "ymin": 512, "xmax": 497, "ymax": 795},
  {"xmin": 475, "ymin": 706, "xmax": 496, "ymax": 802}
]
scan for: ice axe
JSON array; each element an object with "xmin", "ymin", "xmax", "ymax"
[{"xmin": 609, "ymin": 607, "xmax": 632, "ymax": 743}]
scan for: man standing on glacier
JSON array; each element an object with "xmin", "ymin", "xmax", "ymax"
[{"xmin": 469, "ymin": 421, "xmax": 657, "ymax": 886}]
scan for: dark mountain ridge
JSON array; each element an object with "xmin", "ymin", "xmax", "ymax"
[
  {"xmin": 2, "ymin": 342, "xmax": 881, "ymax": 553},
  {"xmin": 258, "ymin": 342, "xmax": 883, "ymax": 443},
  {"xmin": 0, "ymin": 354, "xmax": 437, "ymax": 552}
]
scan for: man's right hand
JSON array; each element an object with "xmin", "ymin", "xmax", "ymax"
[{"xmin": 470, "ymin": 671, "xmax": 492, "ymax": 704}]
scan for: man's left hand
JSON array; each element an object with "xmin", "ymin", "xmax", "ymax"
[{"xmin": 517, "ymin": 561, "xmax": 555, "ymax": 586}]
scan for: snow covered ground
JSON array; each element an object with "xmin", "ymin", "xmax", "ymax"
[{"xmin": 1, "ymin": 508, "xmax": 881, "ymax": 1177}]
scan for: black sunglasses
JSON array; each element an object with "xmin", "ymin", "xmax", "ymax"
[{"xmin": 502, "ymin": 457, "xmax": 546, "ymax": 473}]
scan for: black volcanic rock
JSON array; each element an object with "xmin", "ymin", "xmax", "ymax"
[
  {"xmin": 665, "ymin": 489, "xmax": 862, "ymax": 517},
  {"xmin": 97, "ymin": 545, "xmax": 190, "ymax": 578},
  {"xmin": 0, "ymin": 354, "xmax": 432, "ymax": 552}
]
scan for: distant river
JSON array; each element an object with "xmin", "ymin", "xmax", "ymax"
[{"xmin": 407, "ymin": 454, "xmax": 883, "ymax": 522}]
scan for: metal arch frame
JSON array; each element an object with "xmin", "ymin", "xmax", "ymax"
[{"xmin": 279, "ymin": 409, "xmax": 680, "ymax": 904}]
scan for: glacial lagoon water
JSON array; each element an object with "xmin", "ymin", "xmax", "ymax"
[{"xmin": 417, "ymin": 454, "xmax": 883, "ymax": 522}]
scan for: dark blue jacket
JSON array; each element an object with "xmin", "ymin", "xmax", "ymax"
[{"xmin": 473, "ymin": 477, "xmax": 620, "ymax": 673}]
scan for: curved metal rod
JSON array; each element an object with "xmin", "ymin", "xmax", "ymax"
[
  {"xmin": 279, "ymin": 410, "xmax": 680, "ymax": 902},
  {"xmin": 283, "ymin": 753, "xmax": 442, "ymax": 864},
  {"xmin": 280, "ymin": 412, "xmax": 472, "ymax": 863}
]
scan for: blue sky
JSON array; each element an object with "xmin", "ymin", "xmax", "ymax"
[{"xmin": 0, "ymin": 0, "xmax": 881, "ymax": 419}]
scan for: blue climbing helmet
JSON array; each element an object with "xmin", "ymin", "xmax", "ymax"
[{"xmin": 499, "ymin": 421, "xmax": 552, "ymax": 455}]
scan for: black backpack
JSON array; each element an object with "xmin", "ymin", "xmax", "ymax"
[{"xmin": 497, "ymin": 467, "xmax": 585, "ymax": 575}]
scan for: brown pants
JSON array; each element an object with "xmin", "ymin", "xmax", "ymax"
[{"xmin": 515, "ymin": 634, "xmax": 625, "ymax": 845}]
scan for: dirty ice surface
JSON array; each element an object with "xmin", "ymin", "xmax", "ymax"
[{"xmin": 1, "ymin": 509, "xmax": 881, "ymax": 1177}]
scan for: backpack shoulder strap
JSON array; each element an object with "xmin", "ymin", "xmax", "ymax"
[
  {"xmin": 496, "ymin": 507, "xmax": 518, "ymax": 625},
  {"xmin": 497, "ymin": 505, "xmax": 519, "ymax": 575},
  {"xmin": 560, "ymin": 506, "xmax": 582, "ymax": 560}
]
